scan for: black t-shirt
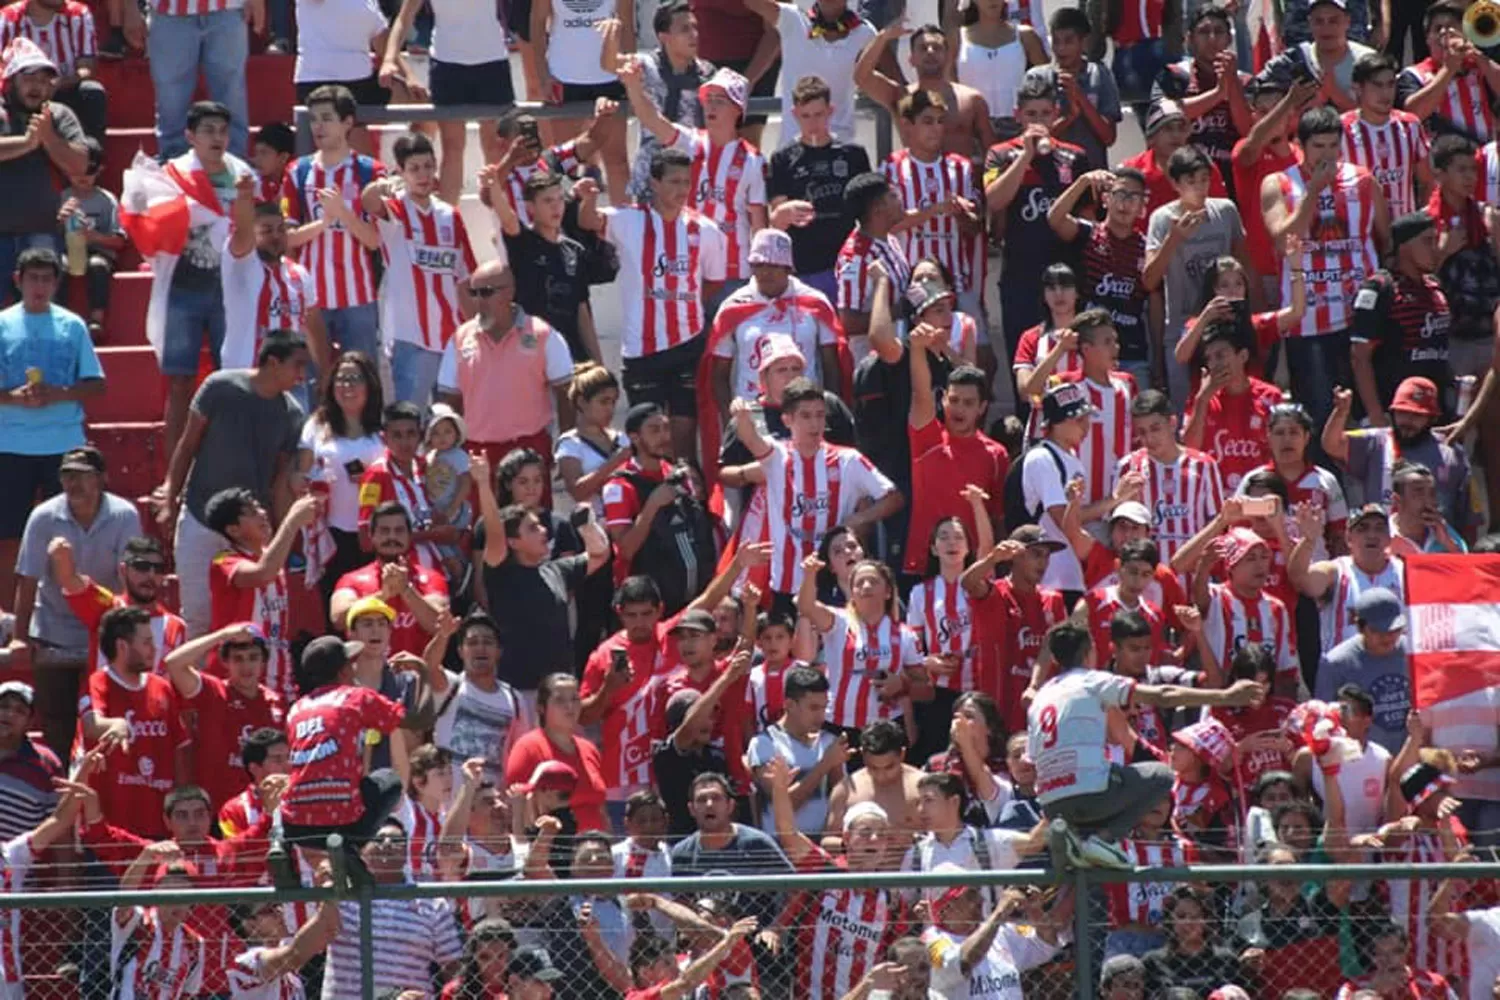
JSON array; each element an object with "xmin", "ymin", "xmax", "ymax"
[
  {"xmin": 1142, "ymin": 945, "xmax": 1249, "ymax": 997},
  {"xmin": 651, "ymin": 738, "xmax": 740, "ymax": 837},
  {"xmin": 503, "ymin": 226, "xmax": 593, "ymax": 362},
  {"xmin": 982, "ymin": 138, "xmax": 1092, "ymax": 281},
  {"xmin": 852, "ymin": 343, "xmax": 951, "ymax": 489},
  {"xmin": 768, "ymin": 140, "xmax": 872, "ymax": 273},
  {"xmin": 1352, "ymin": 269, "xmax": 1453, "ymax": 417},
  {"xmin": 481, "ymin": 552, "xmax": 590, "ymax": 690}
]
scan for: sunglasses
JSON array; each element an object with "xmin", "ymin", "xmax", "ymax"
[
  {"xmin": 470, "ymin": 284, "xmax": 514, "ymax": 298},
  {"xmin": 127, "ymin": 559, "xmax": 167, "ymax": 573},
  {"xmin": 333, "ymin": 373, "xmax": 366, "ymax": 386}
]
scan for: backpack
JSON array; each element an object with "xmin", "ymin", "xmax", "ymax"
[
  {"xmin": 1002, "ymin": 440, "xmax": 1068, "ymax": 530},
  {"xmin": 613, "ymin": 467, "xmax": 719, "ymax": 614}
]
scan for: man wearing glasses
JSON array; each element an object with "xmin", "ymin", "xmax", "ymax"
[{"xmin": 12, "ymin": 446, "xmax": 147, "ymax": 756}]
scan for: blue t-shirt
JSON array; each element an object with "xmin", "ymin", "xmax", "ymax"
[{"xmin": 0, "ymin": 303, "xmax": 101, "ymax": 455}]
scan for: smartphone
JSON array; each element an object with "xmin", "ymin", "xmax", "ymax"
[
  {"xmin": 518, "ymin": 117, "xmax": 541, "ymax": 148},
  {"xmin": 610, "ymin": 647, "xmax": 630, "ymax": 674},
  {"xmin": 1230, "ymin": 299, "xmax": 1251, "ymax": 325},
  {"xmin": 1241, "ymin": 496, "xmax": 1278, "ymax": 518},
  {"xmin": 570, "ymin": 506, "xmax": 593, "ymax": 529}
]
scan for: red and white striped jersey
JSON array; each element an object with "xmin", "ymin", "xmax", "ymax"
[
  {"xmin": 1477, "ymin": 140, "xmax": 1500, "ymax": 204},
  {"xmin": 1278, "ymin": 162, "xmax": 1379, "ymax": 338},
  {"xmin": 603, "ymin": 204, "xmax": 728, "ymax": 359},
  {"xmin": 0, "ymin": 1, "xmax": 94, "ymax": 74},
  {"xmin": 216, "ymin": 784, "xmax": 262, "ymax": 839},
  {"xmin": 1319, "ymin": 555, "xmax": 1405, "ymax": 654},
  {"xmin": 220, "ymin": 250, "xmax": 318, "ymax": 369},
  {"xmin": 880, "ymin": 149, "xmax": 979, "ymax": 295},
  {"xmin": 377, "ymin": 193, "xmax": 477, "ymax": 352},
  {"xmin": 1388, "ymin": 819, "xmax": 1471, "ymax": 982},
  {"xmin": 1335, "ymin": 970, "xmax": 1455, "ymax": 1000},
  {"xmin": 0, "ymin": 834, "xmax": 33, "ymax": 983},
  {"xmin": 745, "ymin": 441, "xmax": 896, "ymax": 595},
  {"xmin": 1402, "ymin": 58, "xmax": 1494, "ymax": 143},
  {"xmin": 1202, "ymin": 581, "xmax": 1297, "ymax": 682},
  {"xmin": 906, "ymin": 575, "xmax": 977, "ymax": 691},
  {"xmin": 1104, "ymin": 837, "xmax": 1196, "ymax": 928},
  {"xmin": 495, "ymin": 141, "xmax": 583, "ymax": 229},
  {"xmin": 1117, "ymin": 447, "xmax": 1224, "ymax": 564},
  {"xmin": 110, "ymin": 907, "xmax": 207, "ymax": 1000},
  {"xmin": 835, "ymin": 226, "xmax": 911, "ymax": 314},
  {"xmin": 280, "ymin": 153, "xmax": 385, "ymax": 309},
  {"xmin": 393, "ymin": 798, "xmax": 444, "ymax": 881},
  {"xmin": 672, "ymin": 126, "xmax": 766, "ymax": 281},
  {"xmin": 1060, "ymin": 371, "xmax": 1135, "ymax": 508},
  {"xmin": 1085, "ymin": 585, "xmax": 1168, "ymax": 666},
  {"xmin": 795, "ymin": 850, "xmax": 905, "ymax": 1000},
  {"xmin": 227, "ymin": 945, "xmax": 307, "ymax": 1000},
  {"xmin": 1236, "ymin": 462, "xmax": 1349, "ymax": 559},
  {"xmin": 821, "ymin": 614, "xmax": 919, "ymax": 730},
  {"xmin": 1341, "ymin": 110, "xmax": 1429, "ymax": 219}
]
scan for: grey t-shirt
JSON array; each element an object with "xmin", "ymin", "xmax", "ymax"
[
  {"xmin": 183, "ymin": 370, "xmax": 304, "ymax": 524},
  {"xmin": 1022, "ymin": 61, "xmax": 1123, "ymax": 172},
  {"xmin": 0, "ymin": 101, "xmax": 85, "ymax": 235},
  {"xmin": 1345, "ymin": 428, "xmax": 1475, "ymax": 532},
  {"xmin": 61, "ymin": 186, "xmax": 123, "ymax": 263},
  {"xmin": 1145, "ymin": 197, "xmax": 1245, "ymax": 345},
  {"xmin": 1315, "ymin": 634, "xmax": 1410, "ymax": 756},
  {"xmin": 17, "ymin": 492, "xmax": 142, "ymax": 654},
  {"xmin": 669, "ymin": 823, "xmax": 793, "ymax": 924},
  {"xmin": 1259, "ymin": 41, "xmax": 1376, "ymax": 103}
]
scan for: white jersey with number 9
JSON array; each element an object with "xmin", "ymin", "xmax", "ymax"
[{"xmin": 1027, "ymin": 668, "xmax": 1137, "ymax": 807}]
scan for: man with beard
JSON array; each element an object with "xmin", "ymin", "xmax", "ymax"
[
  {"xmin": 10, "ymin": 446, "xmax": 136, "ymax": 755},
  {"xmin": 52, "ymin": 533, "xmax": 186, "ymax": 675},
  {"xmin": 0, "ymin": 0, "xmax": 107, "ymax": 140},
  {"xmin": 220, "ymin": 173, "xmax": 331, "ymax": 391},
  {"xmin": 669, "ymin": 771, "xmax": 792, "ymax": 927},
  {"xmin": 854, "ymin": 21, "xmax": 996, "ymax": 159},
  {"xmin": 1290, "ymin": 500, "xmax": 1404, "ymax": 654},
  {"xmin": 0, "ymin": 38, "xmax": 86, "ymax": 290},
  {"xmin": 331, "ymin": 501, "xmax": 449, "ymax": 659},
  {"xmin": 0, "ymin": 679, "xmax": 61, "ymax": 841},
  {"xmin": 1324, "ymin": 377, "xmax": 1479, "ymax": 540}
]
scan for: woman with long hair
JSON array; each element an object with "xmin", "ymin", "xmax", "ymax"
[
  {"xmin": 1014, "ymin": 264, "xmax": 1083, "ymax": 403},
  {"xmin": 1142, "ymin": 887, "xmax": 1248, "ymax": 995},
  {"xmin": 503, "ymin": 672, "xmax": 607, "ymax": 833},
  {"xmin": 798, "ymin": 554, "xmax": 926, "ymax": 748},
  {"xmin": 1174, "ymin": 243, "xmax": 1306, "ymax": 392},
  {"xmin": 443, "ymin": 918, "xmax": 517, "ymax": 999},
  {"xmin": 297, "ymin": 350, "xmax": 386, "ymax": 618},
  {"xmin": 956, "ymin": 0, "xmax": 1046, "ymax": 141}
]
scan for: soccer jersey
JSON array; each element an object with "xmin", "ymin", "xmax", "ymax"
[
  {"xmin": 1202, "ymin": 581, "xmax": 1297, "ymax": 683},
  {"xmin": 793, "ymin": 848, "xmax": 907, "ymax": 1000},
  {"xmin": 1117, "ymin": 447, "xmax": 1224, "ymax": 564},
  {"xmin": 821, "ymin": 614, "xmax": 920, "ymax": 730},
  {"xmin": 672, "ymin": 126, "xmax": 766, "ymax": 280},
  {"xmin": 579, "ymin": 623, "xmax": 679, "ymax": 791},
  {"xmin": 356, "ymin": 453, "xmax": 441, "ymax": 571},
  {"xmin": 881, "ymin": 149, "xmax": 980, "ymax": 295},
  {"xmin": 65, "ymin": 579, "xmax": 187, "ymax": 676},
  {"xmin": 220, "ymin": 249, "xmax": 318, "ymax": 369},
  {"xmin": 1341, "ymin": 109, "xmax": 1429, "ymax": 219},
  {"xmin": 835, "ymin": 226, "xmax": 910, "ymax": 314},
  {"xmin": 282, "ymin": 684, "xmax": 405, "ymax": 826},
  {"xmin": 1085, "ymin": 585, "xmax": 1169, "ymax": 667},
  {"xmin": 333, "ymin": 559, "xmax": 449, "ymax": 658},
  {"xmin": 1398, "ymin": 57, "xmax": 1494, "ymax": 142},
  {"xmin": 906, "ymin": 575, "xmax": 977, "ymax": 691},
  {"xmin": 208, "ymin": 549, "xmax": 292, "ymax": 703},
  {"xmin": 0, "ymin": 1, "xmax": 94, "ymax": 74},
  {"xmin": 1028, "ymin": 667, "xmax": 1136, "ymax": 805},
  {"xmin": 603, "ymin": 204, "xmax": 727, "ymax": 359},
  {"xmin": 1278, "ymin": 162, "xmax": 1380, "ymax": 338},
  {"xmin": 976, "ymin": 579, "xmax": 1068, "ymax": 734},
  {"xmin": 80, "ymin": 669, "xmax": 188, "ymax": 836},
  {"xmin": 493, "ymin": 141, "xmax": 584, "ymax": 229},
  {"xmin": 1059, "ymin": 371, "xmax": 1135, "ymax": 508},
  {"xmin": 902, "ymin": 419, "xmax": 1009, "ymax": 575},
  {"xmin": 1104, "ymin": 837, "xmax": 1196, "ymax": 928},
  {"xmin": 227, "ymin": 943, "xmax": 307, "ymax": 1000},
  {"xmin": 280, "ymin": 152, "xmax": 384, "ymax": 309},
  {"xmin": 707, "ymin": 278, "xmax": 841, "ymax": 402},
  {"xmin": 184, "ymin": 674, "xmax": 284, "ymax": 812},
  {"xmin": 1186, "ymin": 378, "xmax": 1283, "ymax": 491},
  {"xmin": 1319, "ymin": 555, "xmax": 1405, "ymax": 653},
  {"xmin": 377, "ymin": 192, "xmax": 476, "ymax": 352},
  {"xmin": 110, "ymin": 908, "xmax": 205, "ymax": 1000},
  {"xmin": 1074, "ymin": 220, "xmax": 1149, "ymax": 362}
]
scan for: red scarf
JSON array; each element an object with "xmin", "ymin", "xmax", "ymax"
[{"xmin": 1426, "ymin": 186, "xmax": 1488, "ymax": 251}]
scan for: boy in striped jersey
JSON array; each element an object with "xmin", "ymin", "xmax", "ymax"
[
  {"xmin": 1343, "ymin": 52, "xmax": 1430, "ymax": 220},
  {"xmin": 1118, "ymin": 389, "xmax": 1224, "ymax": 567},
  {"xmin": 1396, "ymin": 2, "xmax": 1500, "ymax": 144}
]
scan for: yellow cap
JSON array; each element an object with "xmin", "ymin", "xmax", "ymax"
[{"xmin": 345, "ymin": 595, "xmax": 396, "ymax": 630}]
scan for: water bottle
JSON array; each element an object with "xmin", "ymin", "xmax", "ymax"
[{"xmin": 65, "ymin": 211, "xmax": 87, "ymax": 277}]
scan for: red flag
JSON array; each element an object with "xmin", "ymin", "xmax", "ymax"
[{"xmin": 1404, "ymin": 553, "xmax": 1500, "ymax": 708}]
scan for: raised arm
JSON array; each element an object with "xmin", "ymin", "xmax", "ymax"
[
  {"xmin": 228, "ymin": 173, "xmax": 257, "ymax": 259},
  {"xmin": 1046, "ymin": 171, "xmax": 1106, "ymax": 244},
  {"xmin": 1287, "ymin": 500, "xmax": 1338, "ymax": 598},
  {"xmin": 796, "ymin": 554, "xmax": 838, "ymax": 632},
  {"xmin": 761, "ymin": 753, "xmax": 816, "ymax": 863},
  {"xmin": 1321, "ymin": 386, "xmax": 1354, "ymax": 464},
  {"xmin": 617, "ymin": 55, "xmax": 677, "ymax": 146},
  {"xmin": 853, "ymin": 19, "xmax": 908, "ymax": 113}
]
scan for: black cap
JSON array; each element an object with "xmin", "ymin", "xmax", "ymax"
[
  {"xmin": 624, "ymin": 402, "xmax": 664, "ymax": 436},
  {"xmin": 1042, "ymin": 382, "xmax": 1094, "ymax": 425},
  {"xmin": 1391, "ymin": 210, "xmax": 1436, "ymax": 249},
  {"xmin": 669, "ymin": 608, "xmax": 717, "ymax": 634},
  {"xmin": 59, "ymin": 446, "xmax": 106, "ymax": 474},
  {"xmin": 508, "ymin": 947, "xmax": 564, "ymax": 982},
  {"xmin": 1400, "ymin": 761, "xmax": 1455, "ymax": 807},
  {"xmin": 300, "ymin": 635, "xmax": 363, "ymax": 680}
]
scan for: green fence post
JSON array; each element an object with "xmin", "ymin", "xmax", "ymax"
[{"xmin": 1074, "ymin": 864, "xmax": 1094, "ymax": 1000}]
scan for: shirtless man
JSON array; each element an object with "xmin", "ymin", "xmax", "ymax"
[
  {"xmin": 824, "ymin": 719, "xmax": 923, "ymax": 867},
  {"xmin": 853, "ymin": 20, "xmax": 997, "ymax": 159}
]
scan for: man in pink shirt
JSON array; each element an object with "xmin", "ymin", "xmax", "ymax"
[{"xmin": 436, "ymin": 258, "xmax": 574, "ymax": 494}]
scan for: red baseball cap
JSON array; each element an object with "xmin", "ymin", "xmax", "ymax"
[
  {"xmin": 518, "ymin": 760, "xmax": 578, "ymax": 795},
  {"xmin": 1390, "ymin": 376, "xmax": 1440, "ymax": 417}
]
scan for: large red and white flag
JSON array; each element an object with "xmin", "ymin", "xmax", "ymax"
[
  {"xmin": 118, "ymin": 151, "xmax": 193, "ymax": 259},
  {"xmin": 1404, "ymin": 553, "xmax": 1500, "ymax": 752}
]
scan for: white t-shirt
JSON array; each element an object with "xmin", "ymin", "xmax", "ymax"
[
  {"xmin": 228, "ymin": 943, "xmax": 306, "ymax": 1000},
  {"xmin": 543, "ymin": 0, "xmax": 615, "ymax": 83},
  {"xmin": 294, "ymin": 0, "xmax": 386, "ymax": 82},
  {"xmin": 429, "ymin": 0, "xmax": 509, "ymax": 65},
  {"xmin": 1027, "ymin": 667, "xmax": 1135, "ymax": 806},
  {"xmin": 747, "ymin": 725, "xmax": 839, "ymax": 835},
  {"xmin": 1466, "ymin": 907, "xmax": 1500, "ymax": 1000},
  {"xmin": 776, "ymin": 4, "xmax": 877, "ymax": 145},
  {"xmin": 602, "ymin": 205, "xmax": 728, "ymax": 359},
  {"xmin": 710, "ymin": 277, "xmax": 839, "ymax": 403},
  {"xmin": 433, "ymin": 670, "xmax": 535, "ymax": 786},
  {"xmin": 299, "ymin": 419, "xmax": 385, "ymax": 533},
  {"xmin": 555, "ymin": 429, "xmax": 628, "ymax": 518},
  {"xmin": 1311, "ymin": 740, "xmax": 1390, "ymax": 837},
  {"xmin": 1020, "ymin": 440, "xmax": 1085, "ymax": 591},
  {"xmin": 926, "ymin": 925, "xmax": 1060, "ymax": 1000}
]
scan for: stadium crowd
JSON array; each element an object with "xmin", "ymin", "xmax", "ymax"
[{"xmin": 7, "ymin": 0, "xmax": 1500, "ymax": 994}]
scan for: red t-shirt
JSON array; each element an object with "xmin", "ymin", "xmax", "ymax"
[
  {"xmin": 1119, "ymin": 149, "xmax": 1229, "ymax": 232},
  {"xmin": 902, "ymin": 419, "xmax": 1008, "ymax": 575},
  {"xmin": 1082, "ymin": 544, "xmax": 1188, "ymax": 608},
  {"xmin": 579, "ymin": 620, "xmax": 683, "ymax": 792},
  {"xmin": 81, "ymin": 669, "xmax": 189, "ymax": 838},
  {"xmin": 973, "ymin": 578, "xmax": 1066, "ymax": 733},
  {"xmin": 65, "ymin": 580, "xmax": 187, "ymax": 680},
  {"xmin": 690, "ymin": 0, "xmax": 764, "ymax": 61},
  {"xmin": 333, "ymin": 558, "xmax": 450, "ymax": 657},
  {"xmin": 1212, "ymin": 696, "xmax": 1297, "ymax": 783},
  {"xmin": 503, "ymin": 728, "xmax": 608, "ymax": 832},
  {"xmin": 187, "ymin": 674, "xmax": 285, "ymax": 812},
  {"xmin": 282, "ymin": 684, "xmax": 405, "ymax": 826},
  {"xmin": 1231, "ymin": 139, "xmax": 1298, "ymax": 276},
  {"xmin": 208, "ymin": 549, "xmax": 294, "ymax": 704},
  {"xmin": 1187, "ymin": 376, "xmax": 1284, "ymax": 492}
]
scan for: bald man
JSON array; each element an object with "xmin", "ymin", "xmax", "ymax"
[{"xmin": 435, "ymin": 260, "xmax": 576, "ymax": 482}]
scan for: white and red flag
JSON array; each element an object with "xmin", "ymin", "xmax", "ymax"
[{"xmin": 1405, "ymin": 553, "xmax": 1500, "ymax": 755}]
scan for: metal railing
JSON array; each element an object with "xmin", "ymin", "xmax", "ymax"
[
  {"xmin": 9, "ymin": 824, "xmax": 1498, "ymax": 1000},
  {"xmin": 292, "ymin": 97, "xmax": 898, "ymax": 161}
]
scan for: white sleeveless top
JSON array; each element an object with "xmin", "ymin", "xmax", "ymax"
[
  {"xmin": 957, "ymin": 30, "xmax": 1029, "ymax": 120},
  {"xmin": 428, "ymin": 0, "xmax": 508, "ymax": 66},
  {"xmin": 545, "ymin": 0, "xmax": 616, "ymax": 84}
]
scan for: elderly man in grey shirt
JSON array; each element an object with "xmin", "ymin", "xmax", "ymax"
[{"xmin": 10, "ymin": 445, "xmax": 140, "ymax": 755}]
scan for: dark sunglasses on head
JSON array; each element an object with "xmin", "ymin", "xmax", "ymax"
[{"xmin": 127, "ymin": 559, "xmax": 167, "ymax": 573}]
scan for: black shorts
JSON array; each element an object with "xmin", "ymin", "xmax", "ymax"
[
  {"xmin": 621, "ymin": 336, "xmax": 704, "ymax": 418},
  {"xmin": 296, "ymin": 75, "xmax": 391, "ymax": 107},
  {"xmin": 715, "ymin": 56, "xmax": 779, "ymax": 126},
  {"xmin": 559, "ymin": 80, "xmax": 627, "ymax": 103},
  {"xmin": 507, "ymin": 0, "xmax": 533, "ymax": 41},
  {"xmin": 430, "ymin": 58, "xmax": 517, "ymax": 107},
  {"xmin": 0, "ymin": 452, "xmax": 62, "ymax": 539}
]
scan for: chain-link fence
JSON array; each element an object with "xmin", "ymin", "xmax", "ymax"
[{"xmin": 6, "ymin": 826, "xmax": 1500, "ymax": 1000}]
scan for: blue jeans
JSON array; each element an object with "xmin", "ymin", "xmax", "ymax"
[
  {"xmin": 1112, "ymin": 39, "xmax": 1166, "ymax": 117},
  {"xmin": 161, "ymin": 282, "xmax": 227, "ymax": 376},
  {"xmin": 0, "ymin": 233, "xmax": 60, "ymax": 303},
  {"xmin": 1283, "ymin": 331, "xmax": 1351, "ymax": 454},
  {"xmin": 390, "ymin": 339, "xmax": 443, "ymax": 407},
  {"xmin": 1104, "ymin": 929, "xmax": 1165, "ymax": 959},
  {"xmin": 148, "ymin": 9, "xmax": 250, "ymax": 159},
  {"xmin": 1118, "ymin": 358, "xmax": 1152, "ymax": 392},
  {"xmin": 325, "ymin": 302, "xmax": 381, "ymax": 359}
]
